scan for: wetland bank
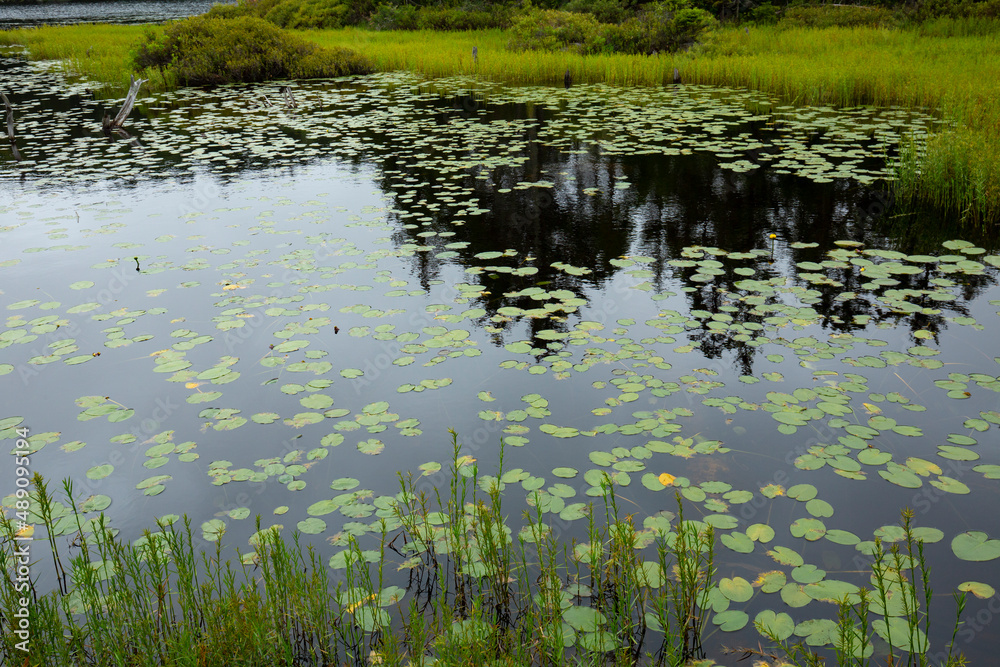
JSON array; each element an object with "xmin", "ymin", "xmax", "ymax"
[{"xmin": 2, "ymin": 2, "xmax": 1000, "ymax": 665}]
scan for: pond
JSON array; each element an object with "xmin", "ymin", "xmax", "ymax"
[
  {"xmin": 1, "ymin": 53, "xmax": 999, "ymax": 663},
  {"xmin": 0, "ymin": 0, "xmax": 230, "ymax": 29}
]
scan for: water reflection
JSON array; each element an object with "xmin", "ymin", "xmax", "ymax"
[{"xmin": 356, "ymin": 93, "xmax": 996, "ymax": 376}]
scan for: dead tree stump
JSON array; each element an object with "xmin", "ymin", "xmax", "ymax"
[
  {"xmin": 102, "ymin": 74, "xmax": 148, "ymax": 133},
  {"xmin": 1, "ymin": 92, "xmax": 13, "ymax": 142}
]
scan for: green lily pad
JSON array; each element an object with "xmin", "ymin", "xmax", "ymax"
[
  {"xmin": 952, "ymin": 531, "xmax": 1000, "ymax": 562},
  {"xmin": 746, "ymin": 524, "xmax": 775, "ymax": 543},
  {"xmin": 357, "ymin": 439, "xmax": 385, "ymax": 455},
  {"xmin": 755, "ymin": 610, "xmax": 794, "ymax": 641},
  {"xmin": 713, "ymin": 610, "xmax": 748, "ymax": 631},
  {"xmin": 958, "ymin": 581, "xmax": 996, "ymax": 599},
  {"xmin": 86, "ymin": 464, "xmax": 114, "ymax": 480},
  {"xmin": 297, "ymin": 518, "xmax": 326, "ymax": 534},
  {"xmin": 719, "ymin": 577, "xmax": 753, "ymax": 602}
]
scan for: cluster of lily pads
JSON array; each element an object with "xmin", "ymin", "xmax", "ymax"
[{"xmin": 0, "ymin": 56, "xmax": 945, "ymax": 189}]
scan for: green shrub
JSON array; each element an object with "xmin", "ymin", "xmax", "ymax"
[
  {"xmin": 977, "ymin": 0, "xmax": 1000, "ymax": 17},
  {"xmin": 602, "ymin": 18, "xmax": 646, "ymax": 51},
  {"xmin": 207, "ymin": 0, "xmax": 376, "ymax": 29},
  {"xmin": 415, "ymin": 7, "xmax": 512, "ymax": 30},
  {"xmin": 508, "ymin": 1, "xmax": 714, "ymax": 55},
  {"xmin": 368, "ymin": 3, "xmax": 419, "ymax": 29},
  {"xmin": 781, "ymin": 4, "xmax": 898, "ymax": 28},
  {"xmin": 907, "ymin": 0, "xmax": 975, "ymax": 19},
  {"xmin": 369, "ymin": 5, "xmax": 510, "ymax": 30},
  {"xmin": 204, "ymin": 2, "xmax": 246, "ymax": 19},
  {"xmin": 562, "ymin": 0, "xmax": 631, "ymax": 24},
  {"xmin": 132, "ymin": 15, "xmax": 373, "ymax": 86},
  {"xmin": 748, "ymin": 1, "xmax": 780, "ymax": 24},
  {"xmin": 908, "ymin": 0, "xmax": 1000, "ymax": 19},
  {"xmin": 606, "ymin": 0, "xmax": 715, "ymax": 53},
  {"xmin": 507, "ymin": 9, "xmax": 607, "ymax": 54}
]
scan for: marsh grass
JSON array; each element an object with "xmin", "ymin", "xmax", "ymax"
[{"xmin": 0, "ymin": 24, "xmax": 175, "ymax": 93}]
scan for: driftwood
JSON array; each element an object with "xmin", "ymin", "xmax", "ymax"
[
  {"xmin": 279, "ymin": 85, "xmax": 297, "ymax": 108},
  {"xmin": 2, "ymin": 92, "xmax": 13, "ymax": 142},
  {"xmin": 102, "ymin": 74, "xmax": 148, "ymax": 133}
]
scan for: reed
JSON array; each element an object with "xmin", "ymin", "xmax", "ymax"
[
  {"xmin": 752, "ymin": 508, "xmax": 968, "ymax": 667},
  {"xmin": 0, "ymin": 24, "xmax": 175, "ymax": 92}
]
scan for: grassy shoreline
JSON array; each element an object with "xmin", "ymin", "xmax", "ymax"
[{"xmin": 1, "ymin": 20, "xmax": 999, "ymax": 222}]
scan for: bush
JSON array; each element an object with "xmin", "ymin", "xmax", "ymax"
[
  {"xmin": 748, "ymin": 1, "xmax": 780, "ymax": 24},
  {"xmin": 906, "ymin": 0, "xmax": 1000, "ymax": 19},
  {"xmin": 976, "ymin": 0, "xmax": 1000, "ymax": 17},
  {"xmin": 132, "ymin": 15, "xmax": 373, "ymax": 86},
  {"xmin": 207, "ymin": 0, "xmax": 376, "ymax": 29},
  {"xmin": 606, "ymin": 0, "xmax": 715, "ymax": 53},
  {"xmin": 907, "ymin": 0, "xmax": 975, "ymax": 19},
  {"xmin": 415, "ymin": 7, "xmax": 512, "ymax": 30},
  {"xmin": 368, "ymin": 3, "xmax": 419, "ymax": 29},
  {"xmin": 507, "ymin": 9, "xmax": 607, "ymax": 54},
  {"xmin": 562, "ymin": 0, "xmax": 631, "ymax": 24},
  {"xmin": 781, "ymin": 5, "xmax": 898, "ymax": 28},
  {"xmin": 508, "ymin": 1, "xmax": 714, "ymax": 55},
  {"xmin": 369, "ymin": 5, "xmax": 511, "ymax": 30}
]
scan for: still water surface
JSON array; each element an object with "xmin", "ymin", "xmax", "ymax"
[
  {"xmin": 0, "ymin": 0, "xmax": 229, "ymax": 29},
  {"xmin": 1, "ymin": 51, "xmax": 999, "ymax": 662}
]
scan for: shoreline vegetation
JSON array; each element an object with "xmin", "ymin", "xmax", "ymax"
[
  {"xmin": 1, "ymin": 3, "xmax": 999, "ymax": 225},
  {"xmin": 1, "ymin": 444, "xmax": 969, "ymax": 666}
]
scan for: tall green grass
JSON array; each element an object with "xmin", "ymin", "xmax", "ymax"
[
  {"xmin": 2, "ymin": 20, "xmax": 999, "ymax": 221},
  {"xmin": 0, "ymin": 24, "xmax": 175, "ymax": 92}
]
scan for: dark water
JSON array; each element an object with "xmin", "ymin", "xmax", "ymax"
[
  {"xmin": 2, "ymin": 55, "xmax": 999, "ymax": 664},
  {"xmin": 0, "ymin": 0, "xmax": 229, "ymax": 29}
]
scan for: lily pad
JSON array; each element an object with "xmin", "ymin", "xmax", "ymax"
[{"xmin": 952, "ymin": 531, "xmax": 1000, "ymax": 562}]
